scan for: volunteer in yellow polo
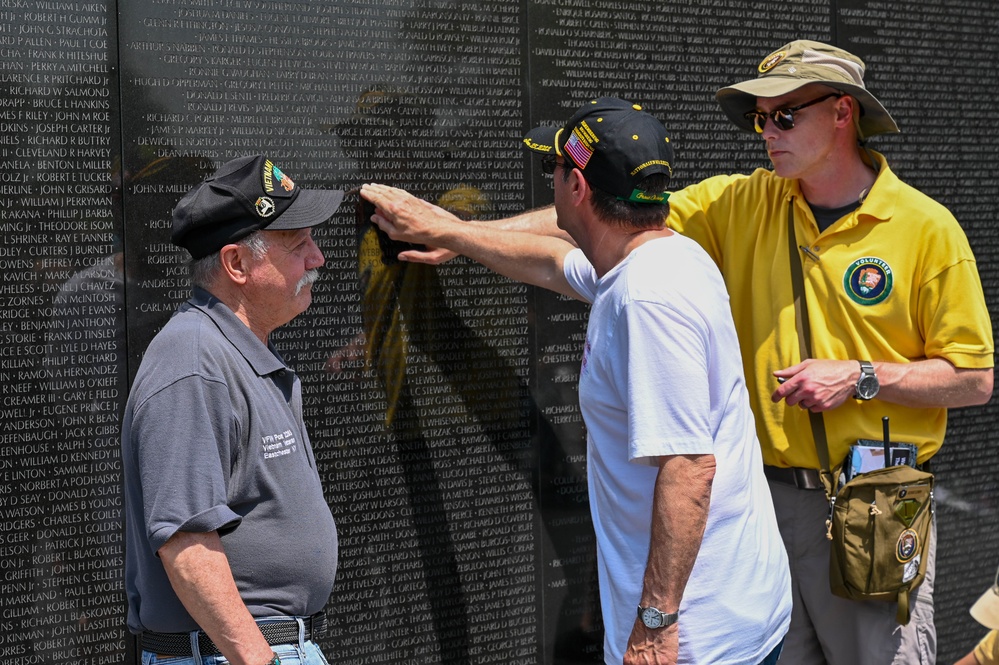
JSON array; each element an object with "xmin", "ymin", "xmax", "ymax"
[
  {"xmin": 667, "ymin": 151, "xmax": 993, "ymax": 469},
  {"xmin": 665, "ymin": 40, "xmax": 993, "ymax": 665}
]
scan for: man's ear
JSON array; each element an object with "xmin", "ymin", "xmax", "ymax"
[
  {"xmin": 569, "ymin": 167, "xmax": 589, "ymax": 207},
  {"xmin": 219, "ymin": 243, "xmax": 250, "ymax": 285},
  {"xmin": 836, "ymin": 95, "xmax": 858, "ymax": 130}
]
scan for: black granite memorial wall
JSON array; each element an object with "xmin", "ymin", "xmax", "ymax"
[{"xmin": 0, "ymin": 1, "xmax": 996, "ymax": 663}]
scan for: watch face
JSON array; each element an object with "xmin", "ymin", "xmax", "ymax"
[
  {"xmin": 857, "ymin": 375, "xmax": 879, "ymax": 399},
  {"xmin": 641, "ymin": 607, "xmax": 664, "ymax": 628}
]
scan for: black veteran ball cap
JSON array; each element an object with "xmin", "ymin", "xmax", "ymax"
[
  {"xmin": 522, "ymin": 98, "xmax": 673, "ymax": 204},
  {"xmin": 172, "ymin": 155, "xmax": 345, "ymax": 259}
]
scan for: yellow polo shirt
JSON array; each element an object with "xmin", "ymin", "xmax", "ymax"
[
  {"xmin": 976, "ymin": 629, "xmax": 999, "ymax": 665},
  {"xmin": 667, "ymin": 153, "xmax": 993, "ymax": 468}
]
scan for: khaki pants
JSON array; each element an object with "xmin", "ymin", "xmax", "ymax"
[{"xmin": 768, "ymin": 480, "xmax": 936, "ymax": 665}]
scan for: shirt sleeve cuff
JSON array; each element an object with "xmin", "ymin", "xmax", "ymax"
[{"xmin": 149, "ymin": 505, "xmax": 242, "ymax": 555}]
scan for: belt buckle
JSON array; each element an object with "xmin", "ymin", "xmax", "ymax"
[
  {"xmin": 793, "ymin": 468, "xmax": 807, "ymax": 488},
  {"xmin": 793, "ymin": 467, "xmax": 821, "ymax": 490}
]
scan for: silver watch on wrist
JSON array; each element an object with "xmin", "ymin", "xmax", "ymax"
[
  {"xmin": 854, "ymin": 360, "xmax": 879, "ymax": 400},
  {"xmin": 637, "ymin": 605, "xmax": 679, "ymax": 629}
]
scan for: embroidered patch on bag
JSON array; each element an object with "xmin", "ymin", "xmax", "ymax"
[
  {"xmin": 844, "ymin": 257, "xmax": 893, "ymax": 305},
  {"xmin": 896, "ymin": 529, "xmax": 918, "ymax": 562},
  {"xmin": 894, "ymin": 498, "xmax": 922, "ymax": 527},
  {"xmin": 902, "ymin": 554, "xmax": 921, "ymax": 583}
]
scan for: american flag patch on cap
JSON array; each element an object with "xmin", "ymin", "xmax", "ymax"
[{"xmin": 564, "ymin": 130, "xmax": 594, "ymax": 169}]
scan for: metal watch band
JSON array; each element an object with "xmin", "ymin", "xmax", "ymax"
[
  {"xmin": 855, "ymin": 360, "xmax": 879, "ymax": 400},
  {"xmin": 637, "ymin": 605, "xmax": 679, "ymax": 628}
]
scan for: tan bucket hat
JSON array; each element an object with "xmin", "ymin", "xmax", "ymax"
[{"xmin": 716, "ymin": 40, "xmax": 899, "ymax": 139}]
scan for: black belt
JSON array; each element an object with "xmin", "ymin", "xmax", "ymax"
[
  {"xmin": 141, "ymin": 612, "xmax": 326, "ymax": 656},
  {"xmin": 763, "ymin": 464, "xmax": 824, "ymax": 490},
  {"xmin": 764, "ymin": 462, "xmax": 932, "ymax": 491}
]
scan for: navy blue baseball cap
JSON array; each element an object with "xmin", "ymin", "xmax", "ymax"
[{"xmin": 172, "ymin": 155, "xmax": 344, "ymax": 258}]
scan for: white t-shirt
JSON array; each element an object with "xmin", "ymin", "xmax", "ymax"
[{"xmin": 563, "ymin": 234, "xmax": 791, "ymax": 664}]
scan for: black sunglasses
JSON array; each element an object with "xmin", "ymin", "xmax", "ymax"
[
  {"xmin": 745, "ymin": 92, "xmax": 844, "ymax": 134},
  {"xmin": 541, "ymin": 154, "xmax": 574, "ymax": 175}
]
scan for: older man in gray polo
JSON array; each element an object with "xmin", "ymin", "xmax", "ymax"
[{"xmin": 122, "ymin": 155, "xmax": 344, "ymax": 665}]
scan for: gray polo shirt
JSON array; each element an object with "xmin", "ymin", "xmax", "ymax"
[{"xmin": 122, "ymin": 287, "xmax": 337, "ymax": 634}]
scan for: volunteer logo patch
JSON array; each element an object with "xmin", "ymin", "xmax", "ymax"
[{"xmin": 844, "ymin": 257, "xmax": 892, "ymax": 305}]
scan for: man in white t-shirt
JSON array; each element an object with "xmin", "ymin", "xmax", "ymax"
[{"xmin": 361, "ymin": 98, "xmax": 791, "ymax": 664}]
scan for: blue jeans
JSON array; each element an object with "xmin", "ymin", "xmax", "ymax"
[
  {"xmin": 759, "ymin": 638, "xmax": 784, "ymax": 665},
  {"xmin": 142, "ymin": 641, "xmax": 328, "ymax": 665},
  {"xmin": 142, "ymin": 640, "xmax": 329, "ymax": 665}
]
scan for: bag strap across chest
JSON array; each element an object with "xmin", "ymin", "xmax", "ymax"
[{"xmin": 786, "ymin": 200, "xmax": 832, "ymax": 474}]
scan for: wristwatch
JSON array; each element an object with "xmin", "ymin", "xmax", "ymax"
[
  {"xmin": 637, "ymin": 605, "xmax": 679, "ymax": 629},
  {"xmin": 854, "ymin": 360, "xmax": 879, "ymax": 400}
]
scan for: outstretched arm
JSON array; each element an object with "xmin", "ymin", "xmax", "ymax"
[
  {"xmin": 361, "ymin": 184, "xmax": 581, "ymax": 299},
  {"xmin": 491, "ymin": 204, "xmax": 569, "ymax": 240},
  {"xmin": 361, "ymin": 184, "xmax": 569, "ymax": 264}
]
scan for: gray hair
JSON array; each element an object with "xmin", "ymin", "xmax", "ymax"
[{"xmin": 188, "ymin": 231, "xmax": 270, "ymax": 289}]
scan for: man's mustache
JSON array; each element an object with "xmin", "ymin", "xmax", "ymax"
[{"xmin": 295, "ymin": 269, "xmax": 320, "ymax": 295}]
